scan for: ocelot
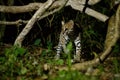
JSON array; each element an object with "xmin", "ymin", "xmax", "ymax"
[{"xmin": 55, "ymin": 20, "xmax": 82, "ymax": 62}]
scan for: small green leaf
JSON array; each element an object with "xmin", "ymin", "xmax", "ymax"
[
  {"xmin": 18, "ymin": 48, "xmax": 26, "ymax": 54},
  {"xmin": 65, "ymin": 42, "xmax": 73, "ymax": 54},
  {"xmin": 20, "ymin": 67, "xmax": 27, "ymax": 75},
  {"xmin": 34, "ymin": 39, "xmax": 41, "ymax": 46},
  {"xmin": 55, "ymin": 59, "xmax": 64, "ymax": 65}
]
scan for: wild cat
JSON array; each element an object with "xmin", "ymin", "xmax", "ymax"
[{"xmin": 55, "ymin": 20, "xmax": 82, "ymax": 62}]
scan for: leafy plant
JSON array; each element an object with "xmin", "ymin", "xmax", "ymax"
[
  {"xmin": 66, "ymin": 42, "xmax": 73, "ymax": 70},
  {"xmin": 113, "ymin": 58, "xmax": 119, "ymax": 73},
  {"xmin": 33, "ymin": 39, "xmax": 41, "ymax": 46},
  {"xmin": 50, "ymin": 70, "xmax": 99, "ymax": 80},
  {"xmin": 0, "ymin": 46, "xmax": 27, "ymax": 79}
]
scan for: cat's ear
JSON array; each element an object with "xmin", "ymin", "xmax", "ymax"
[
  {"xmin": 61, "ymin": 21, "xmax": 65, "ymax": 30},
  {"xmin": 69, "ymin": 20, "xmax": 74, "ymax": 26},
  {"xmin": 61, "ymin": 21, "xmax": 65, "ymax": 26}
]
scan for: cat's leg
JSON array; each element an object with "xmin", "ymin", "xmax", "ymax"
[
  {"xmin": 74, "ymin": 33, "xmax": 81, "ymax": 62},
  {"xmin": 55, "ymin": 43, "xmax": 62, "ymax": 60}
]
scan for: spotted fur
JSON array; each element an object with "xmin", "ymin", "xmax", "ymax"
[{"xmin": 55, "ymin": 20, "xmax": 82, "ymax": 62}]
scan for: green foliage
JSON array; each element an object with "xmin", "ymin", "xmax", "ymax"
[
  {"xmin": 0, "ymin": 45, "xmax": 48, "ymax": 79},
  {"xmin": 111, "ymin": 43, "xmax": 120, "ymax": 74},
  {"xmin": 66, "ymin": 42, "xmax": 73, "ymax": 70},
  {"xmin": 5, "ymin": 46, "xmax": 26, "ymax": 57},
  {"xmin": 112, "ymin": 58, "xmax": 119, "ymax": 73},
  {"xmin": 0, "ymin": 46, "xmax": 27, "ymax": 79},
  {"xmin": 112, "ymin": 44, "xmax": 120, "ymax": 54},
  {"xmin": 83, "ymin": 24, "xmax": 104, "ymax": 47},
  {"xmin": 0, "ymin": 0, "xmax": 120, "ymax": 79},
  {"xmin": 50, "ymin": 70, "xmax": 99, "ymax": 80},
  {"xmin": 33, "ymin": 39, "xmax": 41, "ymax": 46},
  {"xmin": 54, "ymin": 59, "xmax": 64, "ymax": 65},
  {"xmin": 47, "ymin": 41, "xmax": 53, "ymax": 49}
]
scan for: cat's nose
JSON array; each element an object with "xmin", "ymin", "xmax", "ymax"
[{"xmin": 69, "ymin": 30, "xmax": 73, "ymax": 32}]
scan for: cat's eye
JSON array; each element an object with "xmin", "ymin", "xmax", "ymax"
[{"xmin": 65, "ymin": 28, "xmax": 68, "ymax": 31}]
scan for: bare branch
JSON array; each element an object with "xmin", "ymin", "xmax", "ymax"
[
  {"xmin": 0, "ymin": 0, "xmax": 66, "ymax": 14},
  {"xmin": 88, "ymin": 0, "xmax": 101, "ymax": 5},
  {"xmin": 14, "ymin": 0, "xmax": 69, "ymax": 47},
  {"xmin": 0, "ymin": 19, "xmax": 28, "ymax": 25},
  {"xmin": 67, "ymin": 0, "xmax": 109, "ymax": 22},
  {"xmin": 85, "ymin": 7, "xmax": 109, "ymax": 22},
  {"xmin": 67, "ymin": 0, "xmax": 101, "ymax": 6},
  {"xmin": 14, "ymin": 0, "xmax": 54, "ymax": 47},
  {"xmin": 0, "ymin": 3, "xmax": 42, "ymax": 13},
  {"xmin": 0, "ymin": 0, "xmax": 108, "ymax": 22},
  {"xmin": 0, "ymin": 0, "xmax": 101, "ymax": 13}
]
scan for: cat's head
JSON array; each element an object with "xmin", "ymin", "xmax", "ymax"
[{"xmin": 61, "ymin": 20, "xmax": 74, "ymax": 34}]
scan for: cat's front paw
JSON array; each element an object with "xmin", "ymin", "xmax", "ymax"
[
  {"xmin": 73, "ymin": 55, "xmax": 81, "ymax": 63},
  {"xmin": 54, "ymin": 54, "xmax": 60, "ymax": 60}
]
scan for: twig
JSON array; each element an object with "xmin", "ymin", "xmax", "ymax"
[
  {"xmin": 0, "ymin": 19, "xmax": 28, "ymax": 25},
  {"xmin": 38, "ymin": 0, "xmax": 69, "ymax": 21},
  {"xmin": 0, "ymin": 3, "xmax": 42, "ymax": 13}
]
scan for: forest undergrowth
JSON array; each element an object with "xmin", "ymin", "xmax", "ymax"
[{"xmin": 0, "ymin": 0, "xmax": 120, "ymax": 80}]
